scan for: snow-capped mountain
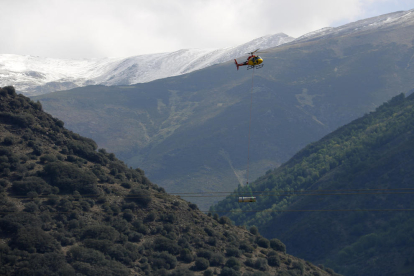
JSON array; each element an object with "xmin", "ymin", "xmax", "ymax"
[
  {"xmin": 3, "ymin": 9, "xmax": 413, "ymax": 96},
  {"xmin": 294, "ymin": 9, "xmax": 414, "ymax": 43},
  {"xmin": 0, "ymin": 33, "xmax": 294, "ymax": 96}
]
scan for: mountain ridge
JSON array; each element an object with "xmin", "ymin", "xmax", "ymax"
[{"xmin": 0, "ymin": 33, "xmax": 293, "ymax": 96}]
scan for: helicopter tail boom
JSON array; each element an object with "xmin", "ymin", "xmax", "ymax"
[{"xmin": 234, "ymin": 59, "xmax": 240, "ymax": 70}]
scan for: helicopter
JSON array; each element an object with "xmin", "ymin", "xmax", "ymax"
[{"xmin": 234, "ymin": 49, "xmax": 264, "ymax": 70}]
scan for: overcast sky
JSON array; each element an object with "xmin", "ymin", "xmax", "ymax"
[{"xmin": 1, "ymin": 0, "xmax": 413, "ymax": 59}]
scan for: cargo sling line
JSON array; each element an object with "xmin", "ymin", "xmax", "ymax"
[{"xmin": 246, "ymin": 67, "xmax": 255, "ymax": 186}]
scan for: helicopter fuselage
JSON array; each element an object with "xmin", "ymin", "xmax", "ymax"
[
  {"xmin": 234, "ymin": 55, "xmax": 263, "ymax": 70},
  {"xmin": 247, "ymin": 55, "xmax": 263, "ymax": 66}
]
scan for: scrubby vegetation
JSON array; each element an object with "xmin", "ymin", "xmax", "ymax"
[
  {"xmin": 0, "ymin": 86, "xmax": 332, "ymax": 275},
  {"xmin": 212, "ymin": 91, "xmax": 414, "ymax": 275}
]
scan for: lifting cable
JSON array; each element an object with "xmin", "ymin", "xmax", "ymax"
[
  {"xmin": 8, "ymin": 188, "xmax": 414, "ymax": 199},
  {"xmin": 9, "ymin": 191, "xmax": 414, "ymax": 199},
  {"xmin": 1, "ymin": 209, "xmax": 414, "ymax": 215},
  {"xmin": 246, "ymin": 67, "xmax": 255, "ymax": 186}
]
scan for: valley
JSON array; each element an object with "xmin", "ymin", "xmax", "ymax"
[{"xmin": 35, "ymin": 10, "xmax": 414, "ymax": 211}]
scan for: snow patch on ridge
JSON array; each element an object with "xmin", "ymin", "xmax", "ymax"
[
  {"xmin": 295, "ymin": 9, "xmax": 414, "ymax": 43},
  {"xmin": 0, "ymin": 33, "xmax": 294, "ymax": 96}
]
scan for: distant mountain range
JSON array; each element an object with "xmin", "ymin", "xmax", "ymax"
[
  {"xmin": 0, "ymin": 33, "xmax": 294, "ymax": 96},
  {"xmin": 35, "ymin": 9, "xmax": 414, "ymax": 211}
]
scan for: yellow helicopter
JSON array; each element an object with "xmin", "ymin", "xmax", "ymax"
[{"xmin": 234, "ymin": 49, "xmax": 264, "ymax": 70}]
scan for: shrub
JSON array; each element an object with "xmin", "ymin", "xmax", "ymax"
[
  {"xmin": 74, "ymin": 144, "xmax": 107, "ymax": 165},
  {"xmin": 153, "ymin": 237, "xmax": 180, "ymax": 255},
  {"xmin": 0, "ymin": 112, "xmax": 35, "ymax": 128},
  {"xmin": 33, "ymin": 100, "xmax": 42, "ymax": 110},
  {"xmin": 204, "ymin": 269, "xmax": 214, "ymax": 276},
  {"xmin": 270, "ymin": 238, "xmax": 286, "ymax": 253},
  {"xmin": 170, "ymin": 267, "xmax": 196, "ymax": 276},
  {"xmin": 178, "ymin": 237, "xmax": 190, "ymax": 248},
  {"xmin": 126, "ymin": 188, "xmax": 152, "ymax": 207},
  {"xmin": 122, "ymin": 202, "xmax": 138, "ymax": 211},
  {"xmin": 207, "ymin": 236, "xmax": 217, "ymax": 246},
  {"xmin": 197, "ymin": 250, "xmax": 213, "ymax": 260},
  {"xmin": 268, "ymin": 255, "xmax": 281, "ymax": 267},
  {"xmin": 250, "ymin": 226, "xmax": 259, "ymax": 235},
  {"xmin": 123, "ymin": 209, "xmax": 134, "ymax": 221},
  {"xmin": 210, "ymin": 253, "xmax": 225, "ymax": 266},
  {"xmin": 128, "ymin": 231, "xmax": 143, "ymax": 242},
  {"xmin": 150, "ymin": 252, "xmax": 177, "ymax": 270},
  {"xmin": 16, "ymin": 252, "xmax": 75, "ymax": 276},
  {"xmin": 292, "ymin": 261, "xmax": 305, "ymax": 274},
  {"xmin": 80, "ymin": 200, "xmax": 91, "ymax": 211},
  {"xmin": 204, "ymin": 227, "xmax": 214, "ymax": 236},
  {"xmin": 3, "ymin": 86, "xmax": 15, "ymax": 96},
  {"xmin": 24, "ymin": 202, "xmax": 38, "ymax": 212},
  {"xmin": 107, "ymin": 243, "xmax": 140, "ymax": 265},
  {"xmin": 225, "ymin": 257, "xmax": 241, "ymax": 271},
  {"xmin": 180, "ymin": 248, "xmax": 193, "ymax": 263},
  {"xmin": 12, "ymin": 177, "xmax": 52, "ymax": 195},
  {"xmin": 219, "ymin": 216, "xmax": 232, "ymax": 225},
  {"xmin": 145, "ymin": 211, "xmax": 156, "ymax": 222},
  {"xmin": 132, "ymin": 220, "xmax": 148, "ymax": 234},
  {"xmin": 42, "ymin": 162, "xmax": 98, "ymax": 194},
  {"xmin": 40, "ymin": 154, "xmax": 57, "ymax": 163},
  {"xmin": 71, "ymin": 260, "xmax": 129, "ymax": 275},
  {"xmin": 254, "ymin": 258, "xmax": 268, "ymax": 271},
  {"xmin": 110, "ymin": 217, "xmax": 129, "ymax": 232},
  {"xmin": 67, "ymin": 246, "xmax": 105, "ymax": 264},
  {"xmin": 220, "ymin": 267, "xmax": 239, "ymax": 276},
  {"xmin": 12, "ymin": 227, "xmax": 60, "ymax": 253},
  {"xmin": 121, "ymin": 182, "xmax": 131, "ymax": 189},
  {"xmin": 189, "ymin": 203, "xmax": 198, "ymax": 210},
  {"xmin": 0, "ymin": 179, "xmax": 8, "ymax": 188},
  {"xmin": 226, "ymin": 247, "xmax": 241, "ymax": 257},
  {"xmin": 239, "ymin": 241, "xmax": 254, "ymax": 253},
  {"xmin": 55, "ymin": 119, "xmax": 64, "ymax": 127},
  {"xmin": 110, "ymin": 204, "xmax": 121, "ymax": 215},
  {"xmin": 256, "ymin": 237, "xmax": 270, "ymax": 248},
  {"xmin": 163, "ymin": 223, "xmax": 174, "ymax": 233},
  {"xmin": 3, "ymin": 136, "xmax": 14, "ymax": 145},
  {"xmin": 245, "ymin": 258, "xmax": 255, "ymax": 268},
  {"xmin": 195, "ymin": 257, "xmax": 210, "ymax": 270},
  {"xmin": 81, "ymin": 225, "xmax": 119, "ymax": 241},
  {"xmin": 83, "ymin": 239, "xmax": 112, "ymax": 252}
]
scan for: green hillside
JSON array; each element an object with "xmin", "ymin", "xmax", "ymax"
[
  {"xmin": 34, "ymin": 19, "xmax": 414, "ymax": 210},
  {"xmin": 211, "ymin": 92, "xmax": 414, "ymax": 275},
  {"xmin": 0, "ymin": 86, "xmax": 335, "ymax": 276}
]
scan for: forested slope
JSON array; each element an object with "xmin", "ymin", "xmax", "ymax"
[
  {"xmin": 212, "ymin": 92, "xmax": 414, "ymax": 276},
  {"xmin": 0, "ymin": 86, "xmax": 333, "ymax": 276}
]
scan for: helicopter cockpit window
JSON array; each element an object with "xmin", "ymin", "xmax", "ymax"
[{"xmin": 257, "ymin": 56, "xmax": 262, "ymax": 59}]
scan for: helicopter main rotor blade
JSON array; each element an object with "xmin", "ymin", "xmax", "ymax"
[{"xmin": 246, "ymin": 48, "xmax": 260, "ymax": 55}]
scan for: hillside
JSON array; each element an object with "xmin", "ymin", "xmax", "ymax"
[
  {"xmin": 0, "ymin": 33, "xmax": 293, "ymax": 96},
  {"xmin": 0, "ymin": 86, "xmax": 334, "ymax": 276},
  {"xmin": 211, "ymin": 91, "xmax": 414, "ymax": 276},
  {"xmin": 34, "ymin": 10, "xmax": 414, "ymax": 210}
]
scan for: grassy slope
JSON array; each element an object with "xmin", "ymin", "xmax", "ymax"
[
  {"xmin": 211, "ymin": 92, "xmax": 414, "ymax": 275},
  {"xmin": 0, "ymin": 86, "xmax": 333, "ymax": 276}
]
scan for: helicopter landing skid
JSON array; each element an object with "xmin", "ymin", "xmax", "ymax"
[{"xmin": 247, "ymin": 64, "xmax": 263, "ymax": 70}]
